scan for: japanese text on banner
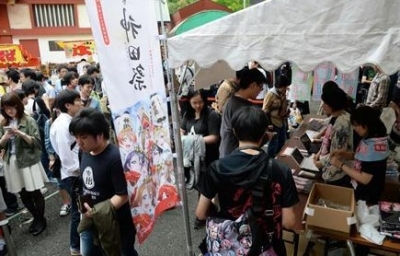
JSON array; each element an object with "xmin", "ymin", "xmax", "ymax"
[{"xmin": 85, "ymin": 0, "xmax": 179, "ymax": 244}]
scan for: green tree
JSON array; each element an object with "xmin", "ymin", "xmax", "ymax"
[{"xmin": 167, "ymin": 0, "xmax": 246, "ymax": 14}]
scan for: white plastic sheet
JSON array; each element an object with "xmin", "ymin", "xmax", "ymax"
[{"xmin": 168, "ymin": 0, "xmax": 400, "ymax": 88}]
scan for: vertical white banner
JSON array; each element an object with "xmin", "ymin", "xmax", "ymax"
[{"xmin": 85, "ymin": 0, "xmax": 179, "ymax": 243}]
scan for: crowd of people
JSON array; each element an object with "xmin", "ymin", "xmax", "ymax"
[
  {"xmin": 0, "ymin": 59, "xmax": 137, "ymax": 256},
  {"xmin": 0, "ymin": 59, "xmax": 399, "ymax": 256},
  {"xmin": 179, "ymin": 62, "xmax": 400, "ymax": 255}
]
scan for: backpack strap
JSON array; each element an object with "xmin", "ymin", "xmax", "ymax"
[{"xmin": 248, "ymin": 157, "xmax": 274, "ymax": 255}]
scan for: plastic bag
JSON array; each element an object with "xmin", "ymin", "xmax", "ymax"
[{"xmin": 380, "ymin": 107, "xmax": 396, "ymax": 134}]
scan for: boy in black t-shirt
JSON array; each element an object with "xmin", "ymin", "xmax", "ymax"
[
  {"xmin": 69, "ymin": 108, "xmax": 138, "ymax": 256},
  {"xmin": 197, "ymin": 106, "xmax": 299, "ymax": 255}
]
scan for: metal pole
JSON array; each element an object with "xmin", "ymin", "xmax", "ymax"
[
  {"xmin": 158, "ymin": 1, "xmax": 194, "ymax": 256},
  {"xmin": 0, "ymin": 220, "xmax": 17, "ymax": 256}
]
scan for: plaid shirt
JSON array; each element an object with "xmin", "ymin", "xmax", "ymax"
[{"xmin": 366, "ymin": 72, "xmax": 390, "ymax": 111}]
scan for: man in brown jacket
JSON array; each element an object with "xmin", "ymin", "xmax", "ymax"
[{"xmin": 213, "ymin": 69, "xmax": 244, "ymax": 115}]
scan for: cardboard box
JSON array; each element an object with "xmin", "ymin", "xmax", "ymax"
[{"xmin": 304, "ymin": 183, "xmax": 356, "ymax": 234}]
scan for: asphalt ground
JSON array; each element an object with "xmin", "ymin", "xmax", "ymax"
[{"xmin": 6, "ymin": 182, "xmax": 204, "ymax": 256}]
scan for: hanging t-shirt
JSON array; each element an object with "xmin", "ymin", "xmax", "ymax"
[{"xmin": 181, "ymin": 107, "xmax": 221, "ymax": 166}]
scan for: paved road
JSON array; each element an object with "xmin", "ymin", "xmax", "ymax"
[{"xmin": 7, "ymin": 182, "xmax": 204, "ymax": 256}]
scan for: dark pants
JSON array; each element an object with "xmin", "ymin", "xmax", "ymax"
[
  {"xmin": 326, "ymin": 175, "xmax": 352, "ymax": 188},
  {"xmin": 19, "ymin": 188, "xmax": 45, "ymax": 221},
  {"xmin": 63, "ymin": 176, "xmax": 81, "ymax": 251},
  {"xmin": 268, "ymin": 124, "xmax": 287, "ymax": 158},
  {"xmin": 0, "ymin": 176, "xmax": 18, "ymax": 210},
  {"xmin": 81, "ymin": 224, "xmax": 138, "ymax": 256}
]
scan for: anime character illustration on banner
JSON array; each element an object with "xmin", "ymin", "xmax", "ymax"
[{"xmin": 114, "ymin": 92, "xmax": 180, "ymax": 243}]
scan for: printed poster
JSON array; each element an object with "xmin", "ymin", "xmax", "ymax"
[
  {"xmin": 312, "ymin": 62, "xmax": 336, "ymax": 101},
  {"xmin": 85, "ymin": 0, "xmax": 179, "ymax": 243},
  {"xmin": 336, "ymin": 69, "xmax": 359, "ymax": 100},
  {"xmin": 57, "ymin": 40, "xmax": 96, "ymax": 58},
  {"xmin": 288, "ymin": 64, "xmax": 313, "ymax": 101}
]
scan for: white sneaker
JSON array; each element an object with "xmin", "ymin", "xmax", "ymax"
[
  {"xmin": 60, "ymin": 204, "xmax": 71, "ymax": 217},
  {"xmin": 40, "ymin": 187, "xmax": 48, "ymax": 194}
]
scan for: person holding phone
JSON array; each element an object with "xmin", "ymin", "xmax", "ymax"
[{"xmin": 0, "ymin": 92, "xmax": 49, "ymax": 236}]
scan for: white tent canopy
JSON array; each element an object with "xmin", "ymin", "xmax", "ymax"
[{"xmin": 167, "ymin": 0, "xmax": 400, "ymax": 88}]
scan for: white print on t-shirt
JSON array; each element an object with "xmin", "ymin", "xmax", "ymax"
[{"xmin": 83, "ymin": 166, "xmax": 95, "ymax": 189}]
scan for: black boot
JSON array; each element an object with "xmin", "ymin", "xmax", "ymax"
[
  {"xmin": 31, "ymin": 190, "xmax": 46, "ymax": 236},
  {"xmin": 32, "ymin": 217, "xmax": 47, "ymax": 236},
  {"xmin": 28, "ymin": 219, "xmax": 37, "ymax": 233},
  {"xmin": 19, "ymin": 189, "xmax": 37, "ymax": 233}
]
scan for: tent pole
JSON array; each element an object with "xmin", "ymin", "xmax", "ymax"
[{"xmin": 158, "ymin": 1, "xmax": 194, "ymax": 256}]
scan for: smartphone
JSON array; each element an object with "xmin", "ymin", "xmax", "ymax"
[
  {"xmin": 3, "ymin": 126, "xmax": 12, "ymax": 132},
  {"xmin": 77, "ymin": 194, "xmax": 93, "ymax": 214}
]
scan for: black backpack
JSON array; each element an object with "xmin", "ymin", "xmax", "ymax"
[{"xmin": 201, "ymin": 150, "xmax": 277, "ymax": 256}]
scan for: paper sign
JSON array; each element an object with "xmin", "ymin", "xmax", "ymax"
[
  {"xmin": 312, "ymin": 62, "xmax": 336, "ymax": 101},
  {"xmin": 289, "ymin": 64, "xmax": 313, "ymax": 101},
  {"xmin": 0, "ymin": 45, "xmax": 25, "ymax": 64},
  {"xmin": 336, "ymin": 69, "xmax": 359, "ymax": 100}
]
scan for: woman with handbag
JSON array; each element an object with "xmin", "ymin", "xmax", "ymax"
[{"xmin": 0, "ymin": 92, "xmax": 49, "ymax": 236}]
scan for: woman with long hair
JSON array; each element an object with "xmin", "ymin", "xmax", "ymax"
[{"xmin": 0, "ymin": 92, "xmax": 48, "ymax": 236}]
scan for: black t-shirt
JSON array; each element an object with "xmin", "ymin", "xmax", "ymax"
[
  {"xmin": 219, "ymin": 95, "xmax": 253, "ymax": 158},
  {"xmin": 198, "ymin": 150, "xmax": 299, "ymax": 254},
  {"xmin": 355, "ymin": 159, "xmax": 387, "ymax": 205},
  {"xmin": 181, "ymin": 107, "xmax": 221, "ymax": 166},
  {"xmin": 80, "ymin": 144, "xmax": 134, "ymax": 233}
]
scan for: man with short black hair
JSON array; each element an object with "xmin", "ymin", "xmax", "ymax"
[
  {"xmin": 197, "ymin": 106, "xmax": 299, "ymax": 255},
  {"xmin": 19, "ymin": 68, "xmax": 37, "ymax": 83},
  {"xmin": 86, "ymin": 66, "xmax": 102, "ymax": 95},
  {"xmin": 219, "ymin": 68, "xmax": 267, "ymax": 157},
  {"xmin": 50, "ymin": 89, "xmax": 83, "ymax": 255},
  {"xmin": 54, "ymin": 64, "xmax": 69, "ymax": 95},
  {"xmin": 69, "ymin": 108, "xmax": 138, "ymax": 256},
  {"xmin": 5, "ymin": 69, "xmax": 21, "ymax": 92},
  {"xmin": 78, "ymin": 75, "xmax": 102, "ymax": 112},
  {"xmin": 36, "ymin": 71, "xmax": 55, "ymax": 104}
]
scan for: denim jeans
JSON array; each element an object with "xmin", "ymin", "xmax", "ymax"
[
  {"xmin": 40, "ymin": 149, "xmax": 53, "ymax": 179},
  {"xmin": 267, "ymin": 124, "xmax": 287, "ymax": 158},
  {"xmin": 63, "ymin": 176, "xmax": 81, "ymax": 252},
  {"xmin": 81, "ymin": 227, "xmax": 138, "ymax": 256}
]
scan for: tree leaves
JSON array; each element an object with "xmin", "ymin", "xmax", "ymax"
[{"xmin": 167, "ymin": 0, "xmax": 246, "ymax": 14}]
